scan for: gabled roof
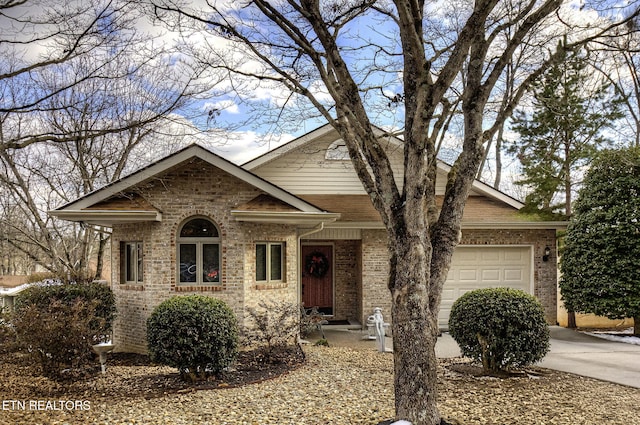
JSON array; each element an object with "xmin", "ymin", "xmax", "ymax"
[
  {"xmin": 50, "ymin": 126, "xmax": 566, "ymax": 229},
  {"xmin": 49, "ymin": 144, "xmax": 339, "ymax": 226},
  {"xmin": 436, "ymin": 162, "xmax": 524, "ymax": 210},
  {"xmin": 244, "ymin": 123, "xmax": 525, "ymax": 210}
]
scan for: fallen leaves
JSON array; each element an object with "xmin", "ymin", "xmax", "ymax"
[{"xmin": 0, "ymin": 347, "xmax": 638, "ymax": 424}]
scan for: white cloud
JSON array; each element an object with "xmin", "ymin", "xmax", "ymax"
[
  {"xmin": 203, "ymin": 99, "xmax": 240, "ymax": 114},
  {"xmin": 205, "ymin": 130, "xmax": 295, "ymax": 164}
]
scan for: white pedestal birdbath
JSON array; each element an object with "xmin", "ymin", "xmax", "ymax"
[{"xmin": 92, "ymin": 342, "xmax": 115, "ymax": 374}]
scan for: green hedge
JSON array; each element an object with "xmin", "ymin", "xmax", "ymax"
[
  {"xmin": 448, "ymin": 287, "xmax": 549, "ymax": 373},
  {"xmin": 147, "ymin": 295, "xmax": 238, "ymax": 381}
]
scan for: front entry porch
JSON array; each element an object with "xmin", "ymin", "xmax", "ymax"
[{"xmin": 300, "ymin": 240, "xmax": 363, "ymax": 324}]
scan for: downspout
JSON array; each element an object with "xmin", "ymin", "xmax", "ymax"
[{"xmin": 296, "ymin": 222, "xmax": 327, "ymax": 307}]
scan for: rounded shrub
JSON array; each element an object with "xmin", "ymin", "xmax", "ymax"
[
  {"xmin": 448, "ymin": 287, "xmax": 549, "ymax": 373},
  {"xmin": 12, "ymin": 281, "xmax": 116, "ymax": 379},
  {"xmin": 147, "ymin": 295, "xmax": 238, "ymax": 381}
]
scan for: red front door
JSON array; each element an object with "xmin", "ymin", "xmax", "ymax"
[{"xmin": 301, "ymin": 245, "xmax": 333, "ymax": 315}]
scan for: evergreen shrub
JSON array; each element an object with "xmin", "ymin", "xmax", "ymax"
[
  {"xmin": 147, "ymin": 295, "xmax": 238, "ymax": 381},
  {"xmin": 448, "ymin": 287, "xmax": 549, "ymax": 373}
]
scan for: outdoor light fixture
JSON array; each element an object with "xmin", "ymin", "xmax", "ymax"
[{"xmin": 542, "ymin": 246, "xmax": 551, "ymax": 262}]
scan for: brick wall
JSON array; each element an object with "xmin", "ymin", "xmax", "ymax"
[
  {"xmin": 361, "ymin": 230, "xmax": 392, "ymax": 324},
  {"xmin": 333, "ymin": 240, "xmax": 360, "ymax": 321},
  {"xmin": 359, "ymin": 228, "xmax": 558, "ymax": 327},
  {"xmin": 110, "ymin": 159, "xmax": 299, "ymax": 353}
]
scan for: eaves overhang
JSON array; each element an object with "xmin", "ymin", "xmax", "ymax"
[
  {"xmin": 230, "ymin": 210, "xmax": 340, "ymax": 225},
  {"xmin": 460, "ymin": 221, "xmax": 569, "ymax": 230},
  {"xmin": 323, "ymin": 220, "xmax": 568, "ymax": 230},
  {"xmin": 49, "ymin": 144, "xmax": 325, "ymax": 216},
  {"xmin": 48, "ymin": 210, "xmax": 162, "ymax": 227}
]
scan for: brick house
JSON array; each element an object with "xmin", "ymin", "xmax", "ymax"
[{"xmin": 50, "ymin": 124, "xmax": 567, "ymax": 353}]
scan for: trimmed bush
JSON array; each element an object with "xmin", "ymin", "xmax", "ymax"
[
  {"xmin": 147, "ymin": 295, "xmax": 238, "ymax": 382},
  {"xmin": 12, "ymin": 282, "xmax": 116, "ymax": 379},
  {"xmin": 448, "ymin": 287, "xmax": 549, "ymax": 373}
]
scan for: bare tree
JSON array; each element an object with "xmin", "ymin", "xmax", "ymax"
[
  {"xmin": 0, "ymin": 52, "xmax": 215, "ymax": 280},
  {"xmin": 0, "ymin": 0, "xmax": 224, "ymax": 280},
  {"xmin": 589, "ymin": 27, "xmax": 640, "ymax": 147},
  {"xmin": 0, "ymin": 0, "xmax": 218, "ymax": 150},
  {"xmin": 153, "ymin": 1, "xmax": 639, "ymax": 423},
  {"xmin": 0, "ymin": 197, "xmax": 36, "ymax": 275}
]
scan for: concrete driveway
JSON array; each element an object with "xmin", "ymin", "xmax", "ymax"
[
  {"xmin": 433, "ymin": 326, "xmax": 640, "ymax": 388},
  {"xmin": 539, "ymin": 326, "xmax": 640, "ymax": 388},
  {"xmin": 321, "ymin": 326, "xmax": 640, "ymax": 388}
]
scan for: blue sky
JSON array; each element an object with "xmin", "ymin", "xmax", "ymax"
[{"xmin": 2, "ymin": 0, "xmax": 635, "ymax": 169}]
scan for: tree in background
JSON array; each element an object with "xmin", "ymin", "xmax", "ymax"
[
  {"xmin": 590, "ymin": 25, "xmax": 640, "ymax": 148},
  {"xmin": 509, "ymin": 49, "xmax": 623, "ymax": 219},
  {"xmin": 560, "ymin": 147, "xmax": 640, "ymax": 336},
  {"xmin": 0, "ymin": 0, "xmax": 218, "ymax": 280}
]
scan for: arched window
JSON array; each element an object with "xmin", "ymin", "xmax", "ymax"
[
  {"xmin": 177, "ymin": 217, "xmax": 220, "ymax": 284},
  {"xmin": 325, "ymin": 139, "xmax": 350, "ymax": 160}
]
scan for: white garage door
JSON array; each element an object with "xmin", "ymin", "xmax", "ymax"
[{"xmin": 439, "ymin": 246, "xmax": 532, "ymax": 329}]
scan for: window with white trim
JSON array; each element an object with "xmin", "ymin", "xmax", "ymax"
[
  {"xmin": 256, "ymin": 242, "xmax": 285, "ymax": 282},
  {"xmin": 121, "ymin": 241, "xmax": 143, "ymax": 284},
  {"xmin": 177, "ymin": 217, "xmax": 221, "ymax": 284}
]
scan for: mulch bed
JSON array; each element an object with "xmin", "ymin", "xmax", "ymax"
[
  {"xmin": 1, "ymin": 344, "xmax": 639, "ymax": 424},
  {"xmin": 0, "ymin": 345, "xmax": 306, "ymax": 402}
]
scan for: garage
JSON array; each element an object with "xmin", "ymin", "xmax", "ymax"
[{"xmin": 438, "ymin": 246, "xmax": 533, "ymax": 328}]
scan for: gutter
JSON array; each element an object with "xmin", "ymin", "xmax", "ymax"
[{"xmin": 296, "ymin": 222, "xmax": 327, "ymax": 308}]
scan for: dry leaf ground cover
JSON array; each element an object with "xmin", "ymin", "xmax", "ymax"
[{"xmin": 1, "ymin": 342, "xmax": 639, "ymax": 425}]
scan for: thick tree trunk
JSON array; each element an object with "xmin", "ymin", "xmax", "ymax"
[
  {"xmin": 389, "ymin": 234, "xmax": 442, "ymax": 424},
  {"xmin": 567, "ymin": 311, "xmax": 577, "ymax": 329},
  {"xmin": 95, "ymin": 233, "xmax": 109, "ymax": 280},
  {"xmin": 634, "ymin": 316, "xmax": 639, "ymax": 337}
]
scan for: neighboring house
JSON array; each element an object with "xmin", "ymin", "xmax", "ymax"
[
  {"xmin": 50, "ymin": 124, "xmax": 567, "ymax": 353},
  {"xmin": 0, "ymin": 275, "xmax": 28, "ymax": 312},
  {"xmin": 0, "ymin": 278, "xmax": 63, "ymax": 312}
]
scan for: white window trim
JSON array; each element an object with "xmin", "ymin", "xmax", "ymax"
[
  {"xmin": 177, "ymin": 218, "xmax": 221, "ymax": 285},
  {"xmin": 256, "ymin": 242, "xmax": 285, "ymax": 283},
  {"xmin": 121, "ymin": 241, "xmax": 143, "ymax": 284}
]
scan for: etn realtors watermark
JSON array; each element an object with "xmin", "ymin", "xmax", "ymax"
[{"xmin": 2, "ymin": 400, "xmax": 90, "ymax": 411}]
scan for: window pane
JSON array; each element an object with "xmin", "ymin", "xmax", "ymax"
[
  {"xmin": 270, "ymin": 244, "xmax": 282, "ymax": 281},
  {"xmin": 180, "ymin": 218, "xmax": 218, "ymax": 238},
  {"xmin": 256, "ymin": 244, "xmax": 267, "ymax": 281},
  {"xmin": 179, "ymin": 244, "xmax": 197, "ymax": 283},
  {"xmin": 125, "ymin": 243, "xmax": 135, "ymax": 282},
  {"xmin": 203, "ymin": 244, "xmax": 220, "ymax": 282},
  {"xmin": 136, "ymin": 243, "xmax": 143, "ymax": 282}
]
